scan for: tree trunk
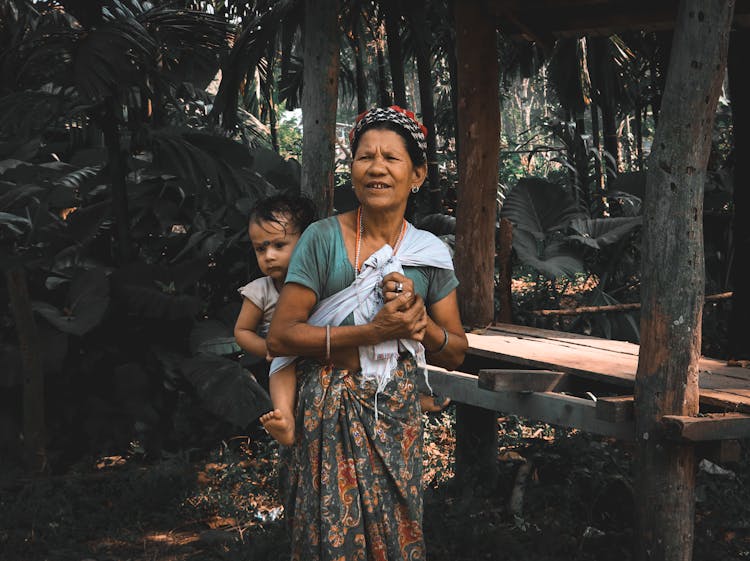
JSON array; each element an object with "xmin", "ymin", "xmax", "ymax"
[
  {"xmin": 301, "ymin": 0, "xmax": 340, "ymax": 217},
  {"xmin": 634, "ymin": 104, "xmax": 644, "ymax": 170},
  {"xmin": 622, "ymin": 115, "xmax": 632, "ymax": 170},
  {"xmin": 265, "ymin": 44, "xmax": 279, "ymax": 153},
  {"xmin": 6, "ymin": 267, "xmax": 46, "ymax": 471},
  {"xmin": 728, "ymin": 29, "xmax": 750, "ymax": 360},
  {"xmin": 601, "ymin": 96, "xmax": 620, "ymax": 186},
  {"xmin": 101, "ymin": 100, "xmax": 132, "ymax": 263},
  {"xmin": 349, "ymin": 2, "xmax": 367, "ymax": 113},
  {"xmin": 590, "ymin": 102, "xmax": 604, "ymax": 203},
  {"xmin": 406, "ymin": 2, "xmax": 441, "ymax": 213},
  {"xmin": 634, "ymin": 3, "xmax": 734, "ymax": 561},
  {"xmin": 375, "ymin": 22, "xmax": 391, "ymax": 107},
  {"xmin": 651, "ymin": 30, "xmax": 674, "ymax": 127},
  {"xmin": 446, "ymin": 1, "xmax": 460, "ymax": 164},
  {"xmin": 383, "ymin": 0, "xmax": 406, "ymax": 108}
]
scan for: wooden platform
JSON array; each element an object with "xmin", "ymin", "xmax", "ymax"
[
  {"xmin": 425, "ymin": 323, "xmax": 750, "ymax": 441},
  {"xmin": 467, "ymin": 323, "xmax": 750, "ymax": 414}
]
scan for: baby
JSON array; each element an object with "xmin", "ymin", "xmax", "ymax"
[{"xmin": 234, "ymin": 194, "xmax": 315, "ymax": 445}]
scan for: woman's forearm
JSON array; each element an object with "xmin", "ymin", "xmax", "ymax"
[
  {"xmin": 423, "ymin": 316, "xmax": 468, "ymax": 370},
  {"xmin": 267, "ymin": 321, "xmax": 381, "ymax": 358}
]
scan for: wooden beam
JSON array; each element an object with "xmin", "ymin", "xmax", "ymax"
[
  {"xmin": 662, "ymin": 413, "xmax": 750, "ymax": 441},
  {"xmin": 596, "ymin": 395, "xmax": 635, "ymax": 422},
  {"xmin": 425, "ymin": 368, "xmax": 634, "ymax": 439},
  {"xmin": 478, "ymin": 369, "xmax": 568, "ymax": 392}
]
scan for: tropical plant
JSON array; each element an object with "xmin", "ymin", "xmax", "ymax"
[
  {"xmin": 499, "ymin": 177, "xmax": 642, "ymax": 340},
  {"xmin": 0, "ymin": 0, "xmax": 302, "ymax": 465}
]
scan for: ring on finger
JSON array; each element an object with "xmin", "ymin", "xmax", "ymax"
[{"xmin": 395, "ymin": 281, "xmax": 404, "ymax": 293}]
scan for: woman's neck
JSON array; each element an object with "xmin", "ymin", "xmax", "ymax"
[{"xmin": 360, "ymin": 206, "xmax": 406, "ymax": 245}]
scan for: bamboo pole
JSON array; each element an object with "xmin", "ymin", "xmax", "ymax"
[{"xmin": 529, "ymin": 292, "xmax": 732, "ymax": 316}]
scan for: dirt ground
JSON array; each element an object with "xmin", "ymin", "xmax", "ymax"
[{"xmin": 2, "ymin": 413, "xmax": 749, "ymax": 561}]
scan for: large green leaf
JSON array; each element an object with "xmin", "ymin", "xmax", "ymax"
[
  {"xmin": 567, "ymin": 217, "xmax": 642, "ymax": 250},
  {"xmin": 512, "ymin": 230, "xmax": 586, "ymax": 280},
  {"xmin": 112, "ymin": 261, "xmax": 204, "ymax": 320},
  {"xmin": 500, "ymin": 177, "xmax": 585, "ymax": 240},
  {"xmin": 0, "ymin": 212, "xmax": 31, "ymax": 235},
  {"xmin": 189, "ymin": 319, "xmax": 241, "ymax": 356},
  {"xmin": 181, "ymin": 355, "xmax": 272, "ymax": 427},
  {"xmin": 33, "ymin": 267, "xmax": 110, "ymax": 336}
]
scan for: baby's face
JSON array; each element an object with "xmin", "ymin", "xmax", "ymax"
[{"xmin": 248, "ymin": 213, "xmax": 301, "ymax": 283}]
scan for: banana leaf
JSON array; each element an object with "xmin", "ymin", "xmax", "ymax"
[{"xmin": 181, "ymin": 355, "xmax": 272, "ymax": 427}]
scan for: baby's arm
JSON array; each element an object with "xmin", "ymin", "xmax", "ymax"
[
  {"xmin": 260, "ymin": 362, "xmax": 297, "ymax": 446},
  {"xmin": 234, "ymin": 298, "xmax": 270, "ymax": 360}
]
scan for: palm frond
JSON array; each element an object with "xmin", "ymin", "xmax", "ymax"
[
  {"xmin": 210, "ymin": 0, "xmax": 295, "ymax": 130},
  {"xmin": 0, "ymin": 90, "xmax": 87, "ymax": 138},
  {"xmin": 147, "ymin": 126, "xmax": 266, "ymax": 200},
  {"xmin": 74, "ymin": 19, "xmax": 156, "ymax": 101}
]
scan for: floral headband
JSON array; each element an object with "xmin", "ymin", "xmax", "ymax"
[{"xmin": 349, "ymin": 106, "xmax": 428, "ymax": 160}]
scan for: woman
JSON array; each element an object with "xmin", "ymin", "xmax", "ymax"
[{"xmin": 267, "ymin": 106, "xmax": 468, "ymax": 561}]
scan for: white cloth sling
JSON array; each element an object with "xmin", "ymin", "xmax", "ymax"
[{"xmin": 269, "ymin": 223, "xmax": 454, "ymax": 394}]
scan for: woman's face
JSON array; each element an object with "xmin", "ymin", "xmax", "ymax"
[{"xmin": 351, "ymin": 129, "xmax": 426, "ymax": 214}]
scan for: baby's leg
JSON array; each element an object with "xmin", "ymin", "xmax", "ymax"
[{"xmin": 260, "ymin": 363, "xmax": 296, "ymax": 446}]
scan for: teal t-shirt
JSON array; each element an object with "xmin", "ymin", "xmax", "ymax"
[{"xmin": 285, "ymin": 216, "xmax": 458, "ymax": 325}]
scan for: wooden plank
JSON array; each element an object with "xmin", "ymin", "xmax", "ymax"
[
  {"xmin": 662, "ymin": 413, "xmax": 750, "ymax": 441},
  {"xmin": 596, "ymin": 395, "xmax": 634, "ymax": 422},
  {"xmin": 467, "ymin": 331, "xmax": 638, "ymax": 386},
  {"xmin": 484, "ymin": 325, "xmax": 750, "ymax": 381},
  {"xmin": 695, "ymin": 389, "xmax": 750, "ymax": 414},
  {"xmin": 468, "ymin": 328, "xmax": 750, "ymax": 407},
  {"xmin": 477, "ymin": 369, "xmax": 567, "ymax": 392},
  {"xmin": 487, "ymin": 323, "xmax": 640, "ymax": 356},
  {"xmin": 425, "ymin": 368, "xmax": 634, "ymax": 440}
]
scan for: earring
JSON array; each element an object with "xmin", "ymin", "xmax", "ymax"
[{"xmin": 411, "ymin": 185, "xmax": 420, "ymax": 194}]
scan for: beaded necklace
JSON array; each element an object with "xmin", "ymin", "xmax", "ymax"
[{"xmin": 354, "ymin": 206, "xmax": 407, "ymax": 274}]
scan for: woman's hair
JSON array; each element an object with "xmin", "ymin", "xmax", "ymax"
[
  {"xmin": 249, "ymin": 193, "xmax": 317, "ymax": 234},
  {"xmin": 350, "ymin": 120, "xmax": 427, "ymax": 167}
]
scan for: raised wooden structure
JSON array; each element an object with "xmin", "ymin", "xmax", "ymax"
[{"xmin": 428, "ymin": 323, "xmax": 750, "ymax": 442}]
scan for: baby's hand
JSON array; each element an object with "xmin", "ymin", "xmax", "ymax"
[{"xmin": 266, "ymin": 353, "xmax": 274, "ymax": 362}]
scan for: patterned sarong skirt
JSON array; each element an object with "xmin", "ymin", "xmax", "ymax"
[{"xmin": 281, "ymin": 356, "xmax": 425, "ymax": 561}]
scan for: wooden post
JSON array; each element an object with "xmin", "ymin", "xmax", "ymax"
[
  {"xmin": 496, "ymin": 218, "xmax": 513, "ymax": 323},
  {"xmin": 634, "ymin": 2, "xmax": 734, "ymax": 560},
  {"xmin": 301, "ymin": 0, "xmax": 339, "ymax": 217},
  {"xmin": 453, "ymin": 0, "xmax": 500, "ymax": 329},
  {"xmin": 5, "ymin": 267, "xmax": 46, "ymax": 471},
  {"xmin": 453, "ymin": 0, "xmax": 501, "ymax": 490}
]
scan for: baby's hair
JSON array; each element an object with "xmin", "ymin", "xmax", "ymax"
[{"xmin": 249, "ymin": 193, "xmax": 317, "ymax": 234}]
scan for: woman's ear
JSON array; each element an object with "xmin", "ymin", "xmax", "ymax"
[{"xmin": 412, "ymin": 163, "xmax": 428, "ymax": 187}]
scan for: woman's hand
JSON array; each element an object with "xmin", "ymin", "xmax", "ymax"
[
  {"xmin": 381, "ymin": 272, "xmax": 415, "ymax": 311},
  {"xmin": 371, "ymin": 289, "xmax": 427, "ymax": 342}
]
